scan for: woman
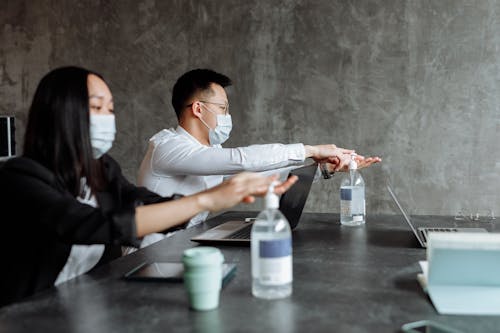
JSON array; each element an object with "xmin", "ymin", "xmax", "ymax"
[{"xmin": 0, "ymin": 67, "xmax": 296, "ymax": 306}]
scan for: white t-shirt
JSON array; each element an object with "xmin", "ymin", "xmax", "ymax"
[{"xmin": 54, "ymin": 179, "xmax": 105, "ymax": 286}]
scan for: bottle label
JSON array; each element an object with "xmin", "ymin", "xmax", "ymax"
[
  {"xmin": 258, "ymin": 238, "xmax": 292, "ymax": 285},
  {"xmin": 340, "ymin": 188, "xmax": 352, "ymax": 201},
  {"xmin": 340, "ymin": 187, "xmax": 352, "ymax": 216}
]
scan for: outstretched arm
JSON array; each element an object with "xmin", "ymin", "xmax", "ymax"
[
  {"xmin": 135, "ymin": 173, "xmax": 298, "ymax": 237},
  {"xmin": 150, "ymin": 137, "xmax": 306, "ymax": 176}
]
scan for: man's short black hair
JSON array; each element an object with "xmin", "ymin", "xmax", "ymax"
[{"xmin": 171, "ymin": 69, "xmax": 232, "ymax": 119}]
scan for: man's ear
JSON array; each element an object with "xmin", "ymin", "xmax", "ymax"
[{"xmin": 190, "ymin": 101, "xmax": 203, "ymax": 118}]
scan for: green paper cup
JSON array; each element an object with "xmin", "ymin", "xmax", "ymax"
[{"xmin": 183, "ymin": 247, "xmax": 224, "ymax": 311}]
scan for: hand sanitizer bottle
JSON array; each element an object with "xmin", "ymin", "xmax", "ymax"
[
  {"xmin": 251, "ymin": 182, "xmax": 292, "ymax": 299},
  {"xmin": 340, "ymin": 154, "xmax": 366, "ymax": 226}
]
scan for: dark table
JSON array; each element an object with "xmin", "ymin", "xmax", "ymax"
[{"xmin": 1, "ymin": 212, "xmax": 499, "ymax": 333}]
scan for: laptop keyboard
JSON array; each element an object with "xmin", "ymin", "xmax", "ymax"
[
  {"xmin": 224, "ymin": 224, "xmax": 253, "ymax": 240},
  {"xmin": 421, "ymin": 227, "xmax": 459, "ymax": 243},
  {"xmin": 425, "ymin": 228, "xmax": 459, "ymax": 233}
]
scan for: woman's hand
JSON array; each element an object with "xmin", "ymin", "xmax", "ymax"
[{"xmin": 198, "ymin": 172, "xmax": 298, "ymax": 212}]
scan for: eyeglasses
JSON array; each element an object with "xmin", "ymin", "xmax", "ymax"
[{"xmin": 186, "ymin": 100, "xmax": 229, "ymax": 115}]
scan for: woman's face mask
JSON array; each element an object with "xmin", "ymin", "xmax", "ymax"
[
  {"xmin": 199, "ymin": 104, "xmax": 232, "ymax": 145},
  {"xmin": 87, "ymin": 74, "xmax": 116, "ymax": 159},
  {"xmin": 89, "ymin": 114, "xmax": 116, "ymax": 159}
]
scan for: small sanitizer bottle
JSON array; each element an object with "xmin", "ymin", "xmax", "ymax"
[
  {"xmin": 340, "ymin": 154, "xmax": 366, "ymax": 226},
  {"xmin": 251, "ymin": 182, "xmax": 292, "ymax": 299}
]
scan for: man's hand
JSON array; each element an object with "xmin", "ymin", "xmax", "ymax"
[
  {"xmin": 304, "ymin": 144, "xmax": 354, "ymax": 171},
  {"xmin": 355, "ymin": 156, "xmax": 382, "ymax": 170},
  {"xmin": 324, "ymin": 155, "xmax": 382, "ymax": 173}
]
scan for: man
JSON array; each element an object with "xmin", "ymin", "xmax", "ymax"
[{"xmin": 138, "ymin": 69, "xmax": 380, "ymax": 227}]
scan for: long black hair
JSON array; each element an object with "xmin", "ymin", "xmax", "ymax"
[{"xmin": 23, "ymin": 66, "xmax": 106, "ymax": 196}]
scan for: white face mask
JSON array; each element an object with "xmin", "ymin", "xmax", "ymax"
[
  {"xmin": 199, "ymin": 107, "xmax": 232, "ymax": 145},
  {"xmin": 89, "ymin": 114, "xmax": 116, "ymax": 159}
]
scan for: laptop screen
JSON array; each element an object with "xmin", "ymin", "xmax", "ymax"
[
  {"xmin": 387, "ymin": 184, "xmax": 426, "ymax": 247},
  {"xmin": 279, "ymin": 163, "xmax": 317, "ymax": 229}
]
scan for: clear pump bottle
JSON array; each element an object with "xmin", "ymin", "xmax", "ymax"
[
  {"xmin": 251, "ymin": 182, "xmax": 293, "ymax": 299},
  {"xmin": 340, "ymin": 154, "xmax": 366, "ymax": 226}
]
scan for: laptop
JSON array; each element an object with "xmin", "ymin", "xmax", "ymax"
[
  {"xmin": 387, "ymin": 184, "xmax": 488, "ymax": 248},
  {"xmin": 191, "ymin": 163, "xmax": 318, "ymax": 244}
]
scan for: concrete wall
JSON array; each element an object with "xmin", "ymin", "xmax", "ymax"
[{"xmin": 1, "ymin": 0, "xmax": 499, "ymax": 216}]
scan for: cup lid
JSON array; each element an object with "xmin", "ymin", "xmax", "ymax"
[{"xmin": 183, "ymin": 247, "xmax": 224, "ymax": 266}]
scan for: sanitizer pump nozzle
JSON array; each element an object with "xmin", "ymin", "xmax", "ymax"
[{"xmin": 265, "ymin": 181, "xmax": 280, "ymax": 209}]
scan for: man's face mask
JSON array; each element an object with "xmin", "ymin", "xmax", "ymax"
[
  {"xmin": 199, "ymin": 104, "xmax": 232, "ymax": 145},
  {"xmin": 89, "ymin": 114, "xmax": 116, "ymax": 159}
]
